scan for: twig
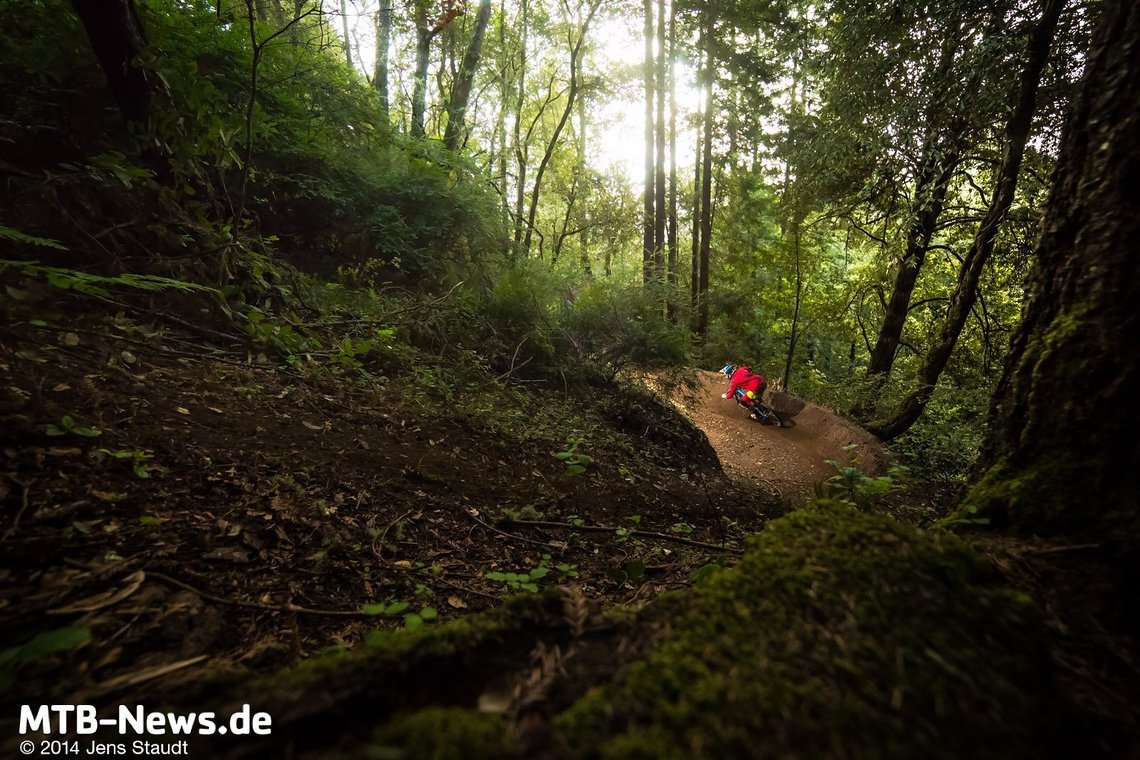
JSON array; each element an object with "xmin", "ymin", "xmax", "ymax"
[
  {"xmin": 461, "ymin": 509, "xmax": 564, "ymax": 550},
  {"xmin": 500, "ymin": 518, "xmax": 743, "ymax": 555},
  {"xmin": 302, "ymin": 281, "xmax": 466, "ymax": 329},
  {"xmin": 1023, "ymin": 543, "xmax": 1102, "ymax": 557},
  {"xmin": 146, "ymin": 571, "xmax": 377, "ymax": 618},
  {"xmin": 496, "ymin": 337, "xmax": 530, "ymax": 382}
]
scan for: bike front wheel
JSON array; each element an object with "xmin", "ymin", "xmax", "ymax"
[{"xmin": 758, "ymin": 406, "xmax": 782, "ymax": 427}]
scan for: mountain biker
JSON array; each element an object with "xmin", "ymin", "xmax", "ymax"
[{"xmin": 720, "ymin": 363, "xmax": 767, "ymax": 408}]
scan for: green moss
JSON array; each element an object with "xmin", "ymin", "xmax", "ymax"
[
  {"xmin": 968, "ymin": 302, "xmax": 1140, "ymax": 537},
  {"xmin": 556, "ymin": 502, "xmax": 1075, "ymax": 758},
  {"xmin": 220, "ymin": 591, "xmax": 564, "ymax": 721},
  {"xmin": 367, "ymin": 707, "xmax": 506, "ymax": 760},
  {"xmin": 957, "ymin": 449, "xmax": 1134, "ymax": 538}
]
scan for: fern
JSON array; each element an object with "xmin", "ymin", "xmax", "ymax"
[
  {"xmin": 0, "ymin": 260, "xmax": 219, "ymax": 297},
  {"xmin": 0, "ymin": 224, "xmax": 67, "ymax": 250}
]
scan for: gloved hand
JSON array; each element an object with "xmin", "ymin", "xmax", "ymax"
[{"xmin": 722, "ymin": 392, "xmax": 731, "ymax": 399}]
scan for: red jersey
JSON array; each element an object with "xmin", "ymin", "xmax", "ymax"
[{"xmin": 727, "ymin": 366, "xmax": 765, "ymax": 396}]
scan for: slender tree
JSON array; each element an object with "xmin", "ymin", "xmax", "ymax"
[
  {"xmin": 373, "ymin": 0, "xmax": 391, "ymax": 113},
  {"xmin": 339, "ymin": 0, "xmax": 352, "ymax": 68},
  {"xmin": 654, "ymin": 0, "xmax": 667, "ymax": 282},
  {"xmin": 520, "ymin": 0, "xmax": 602, "ymax": 258},
  {"xmin": 444, "ymin": 0, "xmax": 493, "ymax": 150},
  {"xmin": 642, "ymin": 0, "xmax": 655, "ymax": 284},
  {"xmin": 694, "ymin": 13, "xmax": 714, "ymax": 338},
  {"xmin": 70, "ymin": 0, "xmax": 153, "ymax": 125},
  {"xmin": 860, "ymin": 29, "xmax": 963, "ymax": 389},
  {"xmin": 870, "ymin": 0, "xmax": 1067, "ymax": 440},
  {"xmin": 666, "ymin": 1, "xmax": 678, "ymax": 321}
]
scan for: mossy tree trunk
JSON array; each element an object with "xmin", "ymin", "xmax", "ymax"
[{"xmin": 965, "ymin": 0, "xmax": 1140, "ymax": 534}]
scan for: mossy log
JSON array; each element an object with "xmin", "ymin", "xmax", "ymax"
[{"xmin": 181, "ymin": 504, "xmax": 1079, "ymax": 758}]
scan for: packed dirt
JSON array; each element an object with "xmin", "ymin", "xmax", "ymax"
[{"xmin": 650, "ymin": 370, "xmax": 891, "ymax": 504}]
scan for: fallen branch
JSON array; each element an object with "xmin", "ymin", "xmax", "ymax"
[
  {"xmin": 147, "ymin": 571, "xmax": 378, "ymax": 618},
  {"xmin": 500, "ymin": 518, "xmax": 743, "ymax": 555},
  {"xmin": 461, "ymin": 509, "xmax": 565, "ymax": 550},
  {"xmin": 303, "ymin": 280, "xmax": 466, "ymax": 329}
]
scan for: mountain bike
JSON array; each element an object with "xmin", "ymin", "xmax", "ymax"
[{"xmin": 732, "ymin": 388, "xmax": 783, "ymax": 427}]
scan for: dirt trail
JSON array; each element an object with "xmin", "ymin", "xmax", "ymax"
[{"xmin": 656, "ymin": 370, "xmax": 889, "ymax": 504}]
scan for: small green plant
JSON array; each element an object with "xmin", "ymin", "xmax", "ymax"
[
  {"xmin": 613, "ymin": 515, "xmax": 642, "ymax": 543},
  {"xmin": 606, "ymin": 559, "xmax": 646, "ymax": 585},
  {"xmin": 362, "ymin": 599, "xmax": 439, "ymax": 629},
  {"xmin": 0, "ymin": 626, "xmax": 90, "ymax": 694},
  {"xmin": 244, "ymin": 307, "xmax": 314, "ymax": 360},
  {"xmin": 553, "ymin": 437, "xmax": 593, "ymax": 477},
  {"xmin": 502, "ymin": 504, "xmax": 544, "ymax": 522},
  {"xmin": 670, "ymin": 522, "xmax": 694, "ymax": 535},
  {"xmin": 817, "ymin": 453, "xmax": 910, "ymax": 510},
  {"xmin": 485, "ymin": 554, "xmax": 576, "ymax": 592},
  {"xmin": 99, "ymin": 448, "xmax": 154, "ymax": 478},
  {"xmin": 45, "ymin": 415, "xmax": 100, "ymax": 438}
]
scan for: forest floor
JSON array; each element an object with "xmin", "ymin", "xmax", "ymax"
[
  {"xmin": 0, "ymin": 293, "xmax": 935, "ymax": 713},
  {"xmin": 5, "ymin": 297, "xmax": 1134, "ymax": 756}
]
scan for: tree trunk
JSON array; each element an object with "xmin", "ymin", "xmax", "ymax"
[
  {"xmin": 654, "ymin": 0, "xmax": 667, "ymax": 284},
  {"xmin": 666, "ymin": 2, "xmax": 678, "ymax": 322},
  {"xmin": 70, "ymin": 0, "xmax": 153, "ymax": 125},
  {"xmin": 861, "ymin": 144, "xmax": 958, "ymax": 380},
  {"xmin": 690, "ymin": 29, "xmax": 703, "ymax": 317},
  {"xmin": 964, "ymin": 0, "xmax": 1140, "ymax": 535},
  {"xmin": 373, "ymin": 0, "xmax": 391, "ymax": 113},
  {"xmin": 694, "ymin": 16, "xmax": 714, "ymax": 339},
  {"xmin": 869, "ymin": 0, "xmax": 1067, "ymax": 441},
  {"xmin": 782, "ymin": 224, "xmax": 803, "ymax": 390},
  {"xmin": 861, "ymin": 33, "xmax": 963, "ymax": 386},
  {"xmin": 521, "ymin": 0, "xmax": 601, "ymax": 259},
  {"xmin": 340, "ymin": 0, "xmax": 352, "ymax": 69},
  {"xmin": 577, "ymin": 100, "xmax": 592, "ymax": 278},
  {"xmin": 444, "ymin": 0, "xmax": 493, "ymax": 151},
  {"xmin": 642, "ymin": 0, "xmax": 655, "ymax": 285},
  {"xmin": 510, "ymin": 0, "xmax": 530, "ymax": 259},
  {"xmin": 412, "ymin": 2, "xmax": 433, "ymax": 138}
]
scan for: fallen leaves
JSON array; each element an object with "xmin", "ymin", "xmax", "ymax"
[{"xmin": 50, "ymin": 570, "xmax": 146, "ymax": 615}]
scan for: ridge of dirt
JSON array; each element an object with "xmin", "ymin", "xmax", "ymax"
[{"xmin": 648, "ymin": 370, "xmax": 891, "ymax": 505}]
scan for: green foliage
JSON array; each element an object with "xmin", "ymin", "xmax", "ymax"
[
  {"xmin": 44, "ymin": 415, "xmax": 100, "ymax": 438},
  {"xmin": 362, "ymin": 600, "xmax": 439, "ymax": 629},
  {"xmin": 817, "ymin": 453, "xmax": 910, "ymax": 510},
  {"xmin": 0, "ymin": 627, "xmax": 91, "ymax": 694},
  {"xmin": 0, "ymin": 260, "xmax": 218, "ymax": 299},
  {"xmin": 553, "ymin": 437, "xmax": 593, "ymax": 477},
  {"xmin": 98, "ymin": 448, "xmax": 155, "ymax": 479},
  {"xmin": 485, "ymin": 554, "xmax": 575, "ymax": 593},
  {"xmin": 0, "ymin": 224, "xmax": 67, "ymax": 250}
]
